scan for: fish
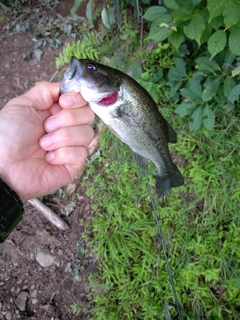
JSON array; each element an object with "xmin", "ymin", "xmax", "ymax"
[{"xmin": 60, "ymin": 57, "xmax": 184, "ymax": 197}]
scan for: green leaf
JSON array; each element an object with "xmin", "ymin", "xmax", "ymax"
[
  {"xmin": 223, "ymin": 4, "xmax": 240, "ymax": 30},
  {"xmin": 208, "ymin": 30, "xmax": 226, "ymax": 60},
  {"xmin": 203, "ymin": 104, "xmax": 215, "ymax": 130},
  {"xmin": 189, "ymin": 106, "xmax": 203, "ymax": 131},
  {"xmin": 195, "ymin": 56, "xmax": 221, "ymax": 73},
  {"xmin": 229, "ymin": 26, "xmax": 240, "ymax": 56},
  {"xmin": 183, "ymin": 14, "xmax": 205, "ymax": 46},
  {"xmin": 188, "ymin": 72, "xmax": 204, "ymax": 98},
  {"xmin": 164, "ymin": 0, "xmax": 179, "ymax": 10},
  {"xmin": 202, "ymin": 77, "xmax": 221, "ymax": 102},
  {"xmin": 232, "ymin": 66, "xmax": 240, "ymax": 77},
  {"xmin": 71, "ymin": 0, "xmax": 84, "ymax": 17},
  {"xmin": 200, "ymin": 24, "xmax": 212, "ymax": 46},
  {"xmin": 168, "ymin": 58, "xmax": 187, "ymax": 81},
  {"xmin": 130, "ymin": 61, "xmax": 142, "ymax": 80},
  {"xmin": 169, "ymin": 28, "xmax": 184, "ymax": 50},
  {"xmin": 175, "ymin": 101, "xmax": 195, "ymax": 117},
  {"xmin": 210, "ymin": 15, "xmax": 224, "ymax": 31},
  {"xmin": 227, "ymin": 84, "xmax": 240, "ymax": 103},
  {"xmin": 224, "ymin": 77, "xmax": 236, "ymax": 98},
  {"xmin": 101, "ymin": 7, "xmax": 116, "ymax": 29},
  {"xmin": 181, "ymin": 87, "xmax": 200, "ymax": 101},
  {"xmin": 147, "ymin": 15, "xmax": 173, "ymax": 41},
  {"xmin": 143, "ymin": 6, "xmax": 167, "ymax": 21},
  {"xmin": 207, "ymin": 0, "xmax": 226, "ymax": 22},
  {"xmin": 86, "ymin": 0, "xmax": 94, "ymax": 27},
  {"xmin": 172, "ymin": 0, "xmax": 194, "ymax": 21}
]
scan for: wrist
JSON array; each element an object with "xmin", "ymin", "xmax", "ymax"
[{"xmin": 0, "ymin": 178, "xmax": 24, "ymax": 243}]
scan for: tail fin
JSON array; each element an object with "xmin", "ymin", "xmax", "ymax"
[{"xmin": 156, "ymin": 164, "xmax": 184, "ymax": 197}]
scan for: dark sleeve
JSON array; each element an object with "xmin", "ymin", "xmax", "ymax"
[{"xmin": 0, "ymin": 179, "xmax": 24, "ymax": 243}]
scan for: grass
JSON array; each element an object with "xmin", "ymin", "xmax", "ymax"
[{"xmin": 80, "ymin": 108, "xmax": 240, "ymax": 319}]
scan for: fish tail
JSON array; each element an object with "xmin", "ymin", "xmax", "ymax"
[{"xmin": 156, "ymin": 165, "xmax": 184, "ymax": 197}]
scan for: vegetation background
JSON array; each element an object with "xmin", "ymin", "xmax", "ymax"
[{"xmin": 60, "ymin": 1, "xmax": 240, "ymax": 319}]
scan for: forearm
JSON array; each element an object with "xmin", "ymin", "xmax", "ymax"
[{"xmin": 0, "ymin": 179, "xmax": 24, "ymax": 243}]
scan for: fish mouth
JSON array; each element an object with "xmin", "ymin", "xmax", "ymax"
[
  {"xmin": 98, "ymin": 92, "xmax": 118, "ymax": 106},
  {"xmin": 60, "ymin": 57, "xmax": 83, "ymax": 95}
]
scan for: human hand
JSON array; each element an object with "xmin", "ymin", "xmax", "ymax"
[{"xmin": 0, "ymin": 82, "xmax": 95, "ymax": 202}]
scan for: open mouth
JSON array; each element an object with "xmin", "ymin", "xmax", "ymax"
[{"xmin": 98, "ymin": 92, "xmax": 118, "ymax": 106}]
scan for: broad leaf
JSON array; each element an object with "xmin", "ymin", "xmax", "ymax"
[
  {"xmin": 101, "ymin": 8, "xmax": 116, "ymax": 29},
  {"xmin": 227, "ymin": 84, "xmax": 240, "ymax": 103},
  {"xmin": 147, "ymin": 15, "xmax": 173, "ymax": 41},
  {"xmin": 223, "ymin": 77, "xmax": 236, "ymax": 98},
  {"xmin": 207, "ymin": 0, "xmax": 225, "ymax": 22},
  {"xmin": 169, "ymin": 28, "xmax": 184, "ymax": 50},
  {"xmin": 86, "ymin": 0, "xmax": 94, "ymax": 27},
  {"xmin": 195, "ymin": 56, "xmax": 221, "ymax": 73},
  {"xmin": 208, "ymin": 30, "xmax": 226, "ymax": 60},
  {"xmin": 183, "ymin": 14, "xmax": 205, "ymax": 46},
  {"xmin": 143, "ymin": 6, "xmax": 167, "ymax": 21},
  {"xmin": 200, "ymin": 24, "xmax": 213, "ymax": 46},
  {"xmin": 164, "ymin": 0, "xmax": 179, "ymax": 10},
  {"xmin": 203, "ymin": 104, "xmax": 215, "ymax": 130},
  {"xmin": 130, "ymin": 61, "xmax": 142, "ymax": 80},
  {"xmin": 168, "ymin": 58, "xmax": 187, "ymax": 81},
  {"xmin": 232, "ymin": 66, "xmax": 240, "ymax": 77},
  {"xmin": 202, "ymin": 77, "xmax": 221, "ymax": 102},
  {"xmin": 188, "ymin": 72, "xmax": 204, "ymax": 98},
  {"xmin": 175, "ymin": 101, "xmax": 195, "ymax": 117},
  {"xmin": 229, "ymin": 26, "xmax": 240, "ymax": 56},
  {"xmin": 189, "ymin": 106, "xmax": 203, "ymax": 131},
  {"xmin": 71, "ymin": 0, "xmax": 84, "ymax": 17},
  {"xmin": 223, "ymin": 4, "xmax": 240, "ymax": 30}
]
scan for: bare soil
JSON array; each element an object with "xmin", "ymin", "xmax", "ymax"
[{"xmin": 0, "ymin": 2, "xmax": 95, "ymax": 319}]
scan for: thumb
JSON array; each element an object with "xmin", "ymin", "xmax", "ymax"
[{"xmin": 5, "ymin": 82, "xmax": 61, "ymax": 111}]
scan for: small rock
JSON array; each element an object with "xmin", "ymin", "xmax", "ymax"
[
  {"xmin": 31, "ymin": 298, "xmax": 38, "ymax": 305},
  {"xmin": 30, "ymin": 289, "xmax": 37, "ymax": 299},
  {"xmin": 15, "ymin": 291, "xmax": 28, "ymax": 311},
  {"xmin": 36, "ymin": 252, "xmax": 55, "ymax": 268},
  {"xmin": 5, "ymin": 311, "xmax": 12, "ymax": 320}
]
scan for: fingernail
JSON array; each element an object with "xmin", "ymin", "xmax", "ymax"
[
  {"xmin": 46, "ymin": 151, "xmax": 55, "ymax": 162},
  {"xmin": 40, "ymin": 134, "xmax": 55, "ymax": 148},
  {"xmin": 45, "ymin": 117, "xmax": 61, "ymax": 131},
  {"xmin": 61, "ymin": 95, "xmax": 76, "ymax": 107}
]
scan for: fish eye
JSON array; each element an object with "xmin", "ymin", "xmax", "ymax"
[{"xmin": 87, "ymin": 63, "xmax": 97, "ymax": 71}]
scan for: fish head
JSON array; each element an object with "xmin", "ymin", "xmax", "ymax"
[{"xmin": 60, "ymin": 58, "xmax": 121, "ymax": 105}]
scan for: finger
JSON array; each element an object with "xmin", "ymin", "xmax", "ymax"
[
  {"xmin": 48, "ymin": 102, "xmax": 62, "ymax": 116},
  {"xmin": 39, "ymin": 125, "xmax": 94, "ymax": 151},
  {"xmin": 45, "ymin": 146, "xmax": 88, "ymax": 167},
  {"xmin": 5, "ymin": 82, "xmax": 61, "ymax": 111},
  {"xmin": 44, "ymin": 106, "xmax": 95, "ymax": 132},
  {"xmin": 59, "ymin": 92, "xmax": 87, "ymax": 109}
]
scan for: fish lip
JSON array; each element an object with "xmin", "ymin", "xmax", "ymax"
[{"xmin": 60, "ymin": 57, "xmax": 83, "ymax": 95}]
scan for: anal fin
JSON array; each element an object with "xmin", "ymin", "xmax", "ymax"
[{"xmin": 134, "ymin": 152, "xmax": 147, "ymax": 170}]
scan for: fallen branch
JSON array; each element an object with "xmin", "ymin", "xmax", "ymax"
[{"xmin": 28, "ymin": 198, "xmax": 69, "ymax": 230}]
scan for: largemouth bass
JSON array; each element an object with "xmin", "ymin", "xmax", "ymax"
[{"xmin": 60, "ymin": 58, "xmax": 184, "ymax": 197}]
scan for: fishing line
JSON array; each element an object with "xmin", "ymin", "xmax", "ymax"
[
  {"xmin": 103, "ymin": 0, "xmax": 122, "ymax": 71},
  {"xmin": 103, "ymin": 1, "xmax": 183, "ymax": 318},
  {"xmin": 143, "ymin": 169, "xmax": 183, "ymax": 320}
]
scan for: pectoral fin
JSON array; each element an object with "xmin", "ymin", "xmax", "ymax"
[{"xmin": 111, "ymin": 107, "xmax": 140, "ymax": 127}]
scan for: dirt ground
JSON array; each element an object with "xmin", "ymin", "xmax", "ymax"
[{"xmin": 0, "ymin": 2, "xmax": 96, "ymax": 319}]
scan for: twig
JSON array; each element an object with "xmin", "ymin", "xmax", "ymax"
[
  {"xmin": 49, "ymin": 67, "xmax": 62, "ymax": 82},
  {"xmin": 28, "ymin": 198, "xmax": 69, "ymax": 230}
]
